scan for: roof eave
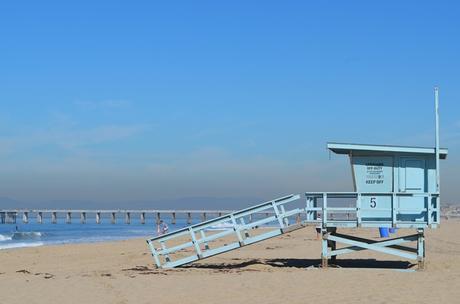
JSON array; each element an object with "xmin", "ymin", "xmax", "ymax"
[{"xmin": 327, "ymin": 142, "xmax": 448, "ymax": 159}]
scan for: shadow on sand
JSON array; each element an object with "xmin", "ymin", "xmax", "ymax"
[{"xmin": 183, "ymin": 258, "xmax": 416, "ymax": 270}]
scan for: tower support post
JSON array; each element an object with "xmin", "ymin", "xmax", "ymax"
[{"xmin": 417, "ymin": 229, "xmax": 425, "ymax": 270}]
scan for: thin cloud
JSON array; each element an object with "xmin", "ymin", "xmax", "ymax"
[
  {"xmin": 47, "ymin": 123, "xmax": 152, "ymax": 149},
  {"xmin": 0, "ymin": 123, "xmax": 151, "ymax": 155},
  {"xmin": 74, "ymin": 100, "xmax": 132, "ymax": 110}
]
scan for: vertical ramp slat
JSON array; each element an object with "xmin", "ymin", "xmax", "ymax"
[
  {"xmin": 272, "ymin": 203, "xmax": 285, "ymax": 228},
  {"xmin": 230, "ymin": 214, "xmax": 244, "ymax": 244},
  {"xmin": 280, "ymin": 205, "xmax": 289, "ymax": 226},
  {"xmin": 189, "ymin": 228, "xmax": 202, "ymax": 257},
  {"xmin": 147, "ymin": 241, "xmax": 162, "ymax": 268},
  {"xmin": 160, "ymin": 241, "xmax": 170, "ymax": 262},
  {"xmin": 239, "ymin": 217, "xmax": 250, "ymax": 237},
  {"xmin": 199, "ymin": 230, "xmax": 210, "ymax": 250}
]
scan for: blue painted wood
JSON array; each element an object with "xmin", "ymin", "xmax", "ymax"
[
  {"xmin": 327, "ymin": 234, "xmax": 418, "ymax": 260},
  {"xmin": 304, "ymin": 192, "xmax": 439, "ymax": 229},
  {"xmin": 146, "ymin": 191, "xmax": 438, "ymax": 268},
  {"xmin": 329, "ymin": 234, "xmax": 418, "ymax": 256},
  {"xmin": 147, "ymin": 241, "xmax": 161, "ymax": 267},
  {"xmin": 327, "ymin": 143, "xmax": 447, "ymax": 224},
  {"xmin": 146, "ymin": 194, "xmax": 303, "ymax": 268},
  {"xmin": 327, "ymin": 143, "xmax": 448, "ymax": 158}
]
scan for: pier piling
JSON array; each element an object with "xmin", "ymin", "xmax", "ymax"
[{"xmin": 22, "ymin": 212, "xmax": 29, "ymax": 224}]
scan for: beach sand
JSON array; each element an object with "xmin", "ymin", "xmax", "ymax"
[{"xmin": 1, "ymin": 221, "xmax": 460, "ymax": 304}]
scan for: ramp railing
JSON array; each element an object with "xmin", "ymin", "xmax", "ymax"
[{"xmin": 146, "ymin": 194, "xmax": 305, "ymax": 268}]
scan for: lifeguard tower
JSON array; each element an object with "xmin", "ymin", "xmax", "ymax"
[
  {"xmin": 312, "ymin": 142, "xmax": 447, "ymax": 268},
  {"xmin": 146, "ymin": 89, "xmax": 446, "ymax": 270}
]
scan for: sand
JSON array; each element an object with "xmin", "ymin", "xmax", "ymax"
[{"xmin": 1, "ymin": 221, "xmax": 460, "ymax": 304}]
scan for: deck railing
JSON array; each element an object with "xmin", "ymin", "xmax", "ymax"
[{"xmin": 305, "ymin": 192, "xmax": 440, "ymax": 228}]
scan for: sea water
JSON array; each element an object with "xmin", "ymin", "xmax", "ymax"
[{"xmin": 0, "ymin": 217, "xmax": 192, "ymax": 250}]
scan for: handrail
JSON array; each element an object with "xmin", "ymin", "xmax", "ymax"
[
  {"xmin": 146, "ymin": 194, "xmax": 303, "ymax": 268},
  {"xmin": 147, "ymin": 194, "xmax": 297, "ymax": 243}
]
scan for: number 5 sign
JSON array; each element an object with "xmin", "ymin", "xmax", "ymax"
[{"xmin": 370, "ymin": 197, "xmax": 377, "ymax": 208}]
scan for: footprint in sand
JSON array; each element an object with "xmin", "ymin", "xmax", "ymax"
[{"xmin": 34, "ymin": 272, "xmax": 55, "ymax": 279}]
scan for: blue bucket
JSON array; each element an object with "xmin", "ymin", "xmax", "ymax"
[
  {"xmin": 389, "ymin": 227, "xmax": 398, "ymax": 234},
  {"xmin": 379, "ymin": 227, "xmax": 389, "ymax": 238}
]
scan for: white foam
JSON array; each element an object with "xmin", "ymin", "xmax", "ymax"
[
  {"xmin": 0, "ymin": 242, "xmax": 44, "ymax": 250},
  {"xmin": 0, "ymin": 234, "xmax": 12, "ymax": 242},
  {"xmin": 11, "ymin": 231, "xmax": 42, "ymax": 240}
]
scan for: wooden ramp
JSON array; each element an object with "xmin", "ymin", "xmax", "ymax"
[{"xmin": 146, "ymin": 194, "xmax": 310, "ymax": 268}]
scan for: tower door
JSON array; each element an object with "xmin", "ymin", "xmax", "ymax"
[{"xmin": 399, "ymin": 158, "xmax": 425, "ymax": 193}]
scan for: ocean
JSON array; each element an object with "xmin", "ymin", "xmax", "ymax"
[{"xmin": 0, "ymin": 218, "xmax": 192, "ymax": 250}]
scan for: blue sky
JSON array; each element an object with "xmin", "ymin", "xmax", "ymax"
[{"xmin": 0, "ymin": 1, "xmax": 459, "ymax": 206}]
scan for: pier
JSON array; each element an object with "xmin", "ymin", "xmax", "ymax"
[{"xmin": 0, "ymin": 209, "xmax": 280, "ymax": 225}]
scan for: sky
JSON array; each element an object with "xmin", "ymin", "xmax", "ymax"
[{"xmin": 0, "ymin": 1, "xmax": 459, "ymax": 208}]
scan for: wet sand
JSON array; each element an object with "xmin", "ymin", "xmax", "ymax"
[{"xmin": 1, "ymin": 220, "xmax": 460, "ymax": 304}]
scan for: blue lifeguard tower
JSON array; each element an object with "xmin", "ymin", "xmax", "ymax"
[
  {"xmin": 311, "ymin": 142, "xmax": 447, "ymax": 268},
  {"xmin": 146, "ymin": 89, "xmax": 446, "ymax": 270}
]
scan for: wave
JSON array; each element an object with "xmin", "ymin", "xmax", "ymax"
[
  {"xmin": 0, "ymin": 242, "xmax": 44, "ymax": 250},
  {"xmin": 11, "ymin": 231, "xmax": 43, "ymax": 240},
  {"xmin": 0, "ymin": 234, "xmax": 13, "ymax": 242}
]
